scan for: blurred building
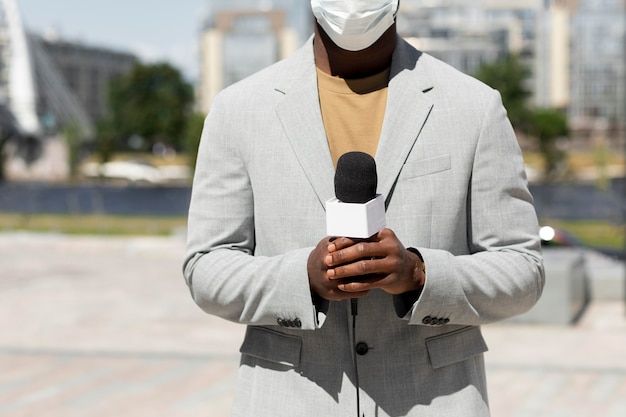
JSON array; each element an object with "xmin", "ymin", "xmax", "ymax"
[
  {"xmin": 535, "ymin": 0, "xmax": 571, "ymax": 110},
  {"xmin": 402, "ymin": 0, "xmax": 625, "ymax": 143},
  {"xmin": 197, "ymin": 0, "xmax": 313, "ymax": 113},
  {"xmin": 0, "ymin": 0, "xmax": 137, "ymax": 142},
  {"xmin": 399, "ymin": 1, "xmax": 578, "ymax": 111},
  {"xmin": 569, "ymin": 0, "xmax": 625, "ymax": 139},
  {"xmin": 197, "ymin": 0, "xmax": 546, "ymax": 113},
  {"xmin": 37, "ymin": 34, "xmax": 137, "ymax": 134},
  {"xmin": 196, "ymin": 0, "xmax": 626, "ymax": 147},
  {"xmin": 398, "ymin": 1, "xmax": 541, "ymax": 77}
]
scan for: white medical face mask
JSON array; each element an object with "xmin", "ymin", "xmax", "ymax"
[{"xmin": 311, "ymin": 0, "xmax": 399, "ymax": 52}]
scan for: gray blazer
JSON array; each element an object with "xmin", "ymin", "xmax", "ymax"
[{"xmin": 184, "ymin": 37, "xmax": 544, "ymax": 417}]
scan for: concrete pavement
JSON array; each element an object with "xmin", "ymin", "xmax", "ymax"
[{"xmin": 1, "ymin": 232, "xmax": 625, "ymax": 417}]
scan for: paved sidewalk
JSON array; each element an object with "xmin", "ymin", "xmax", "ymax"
[{"xmin": 1, "ymin": 233, "xmax": 625, "ymax": 417}]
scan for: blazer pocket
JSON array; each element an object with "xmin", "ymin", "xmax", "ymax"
[
  {"xmin": 240, "ymin": 326, "xmax": 302, "ymax": 367},
  {"xmin": 402, "ymin": 154, "xmax": 451, "ymax": 179},
  {"xmin": 425, "ymin": 326, "xmax": 488, "ymax": 369}
]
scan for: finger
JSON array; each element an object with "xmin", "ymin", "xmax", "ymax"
[
  {"xmin": 328, "ymin": 257, "xmax": 390, "ymax": 279},
  {"xmin": 326, "ymin": 241, "xmax": 379, "ymax": 267},
  {"xmin": 323, "ymin": 284, "xmax": 370, "ymax": 300},
  {"xmin": 338, "ymin": 275, "xmax": 385, "ymax": 293},
  {"xmin": 327, "ymin": 236, "xmax": 358, "ymax": 253},
  {"xmin": 338, "ymin": 287, "xmax": 370, "ymax": 297}
]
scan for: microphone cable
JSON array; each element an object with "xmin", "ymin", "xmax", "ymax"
[{"xmin": 351, "ymin": 298, "xmax": 364, "ymax": 417}]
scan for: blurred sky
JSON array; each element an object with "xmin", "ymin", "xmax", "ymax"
[{"xmin": 16, "ymin": 0, "xmax": 208, "ymax": 81}]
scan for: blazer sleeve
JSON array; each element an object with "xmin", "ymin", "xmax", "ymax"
[
  {"xmin": 182, "ymin": 94, "xmax": 321, "ymax": 330},
  {"xmin": 408, "ymin": 89, "xmax": 545, "ymax": 326}
]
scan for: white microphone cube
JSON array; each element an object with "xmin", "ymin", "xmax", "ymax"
[{"xmin": 325, "ymin": 194, "xmax": 386, "ymax": 238}]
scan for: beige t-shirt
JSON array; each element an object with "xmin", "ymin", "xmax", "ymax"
[{"xmin": 316, "ymin": 67, "xmax": 390, "ymax": 167}]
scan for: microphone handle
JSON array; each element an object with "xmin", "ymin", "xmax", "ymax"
[{"xmin": 351, "ymin": 298, "xmax": 358, "ymax": 316}]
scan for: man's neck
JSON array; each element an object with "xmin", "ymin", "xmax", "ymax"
[{"xmin": 313, "ymin": 23, "xmax": 397, "ymax": 79}]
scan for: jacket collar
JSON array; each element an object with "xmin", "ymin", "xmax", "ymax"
[{"xmin": 274, "ymin": 36, "xmax": 435, "ymax": 209}]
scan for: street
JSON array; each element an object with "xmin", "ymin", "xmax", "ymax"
[{"xmin": 1, "ymin": 233, "xmax": 625, "ymax": 416}]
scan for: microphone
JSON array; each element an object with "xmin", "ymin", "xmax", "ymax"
[{"xmin": 326, "ymin": 152, "xmax": 386, "ymax": 239}]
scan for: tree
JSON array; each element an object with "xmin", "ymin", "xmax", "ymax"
[
  {"xmin": 0, "ymin": 137, "xmax": 6, "ymax": 182},
  {"xmin": 64, "ymin": 119, "xmax": 83, "ymax": 180},
  {"xmin": 529, "ymin": 108, "xmax": 569, "ymax": 181},
  {"xmin": 107, "ymin": 63, "xmax": 194, "ymax": 152},
  {"xmin": 474, "ymin": 54, "xmax": 532, "ymax": 131},
  {"xmin": 0, "ymin": 106, "xmax": 25, "ymax": 182},
  {"xmin": 94, "ymin": 118, "xmax": 117, "ymax": 164},
  {"xmin": 184, "ymin": 112, "xmax": 206, "ymax": 173},
  {"xmin": 474, "ymin": 55, "xmax": 570, "ymax": 182}
]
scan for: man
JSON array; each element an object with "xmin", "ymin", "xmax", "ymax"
[{"xmin": 184, "ymin": 1, "xmax": 544, "ymax": 416}]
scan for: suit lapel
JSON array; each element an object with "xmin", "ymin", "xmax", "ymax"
[
  {"xmin": 377, "ymin": 39, "xmax": 435, "ymax": 205},
  {"xmin": 274, "ymin": 38, "xmax": 436, "ymax": 211},
  {"xmin": 274, "ymin": 47, "xmax": 335, "ymax": 208}
]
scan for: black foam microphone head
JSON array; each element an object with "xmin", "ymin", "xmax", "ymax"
[{"xmin": 334, "ymin": 152, "xmax": 378, "ymax": 204}]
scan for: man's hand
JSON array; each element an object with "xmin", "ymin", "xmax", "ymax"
[
  {"xmin": 307, "ymin": 228, "xmax": 425, "ymax": 301},
  {"xmin": 307, "ymin": 236, "xmax": 371, "ymax": 301}
]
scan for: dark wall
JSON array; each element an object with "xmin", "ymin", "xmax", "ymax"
[{"xmin": 0, "ymin": 181, "xmax": 624, "ymax": 220}]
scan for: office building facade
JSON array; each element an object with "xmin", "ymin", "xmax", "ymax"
[
  {"xmin": 569, "ymin": 0, "xmax": 625, "ymax": 136},
  {"xmin": 197, "ymin": 0, "xmax": 313, "ymax": 113},
  {"xmin": 39, "ymin": 35, "xmax": 137, "ymax": 130},
  {"xmin": 196, "ymin": 0, "xmax": 626, "ymax": 144}
]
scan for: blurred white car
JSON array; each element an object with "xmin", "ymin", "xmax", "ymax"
[
  {"xmin": 82, "ymin": 159, "xmax": 191, "ymax": 183},
  {"xmin": 99, "ymin": 160, "xmax": 162, "ymax": 182},
  {"xmin": 82, "ymin": 160, "xmax": 161, "ymax": 183}
]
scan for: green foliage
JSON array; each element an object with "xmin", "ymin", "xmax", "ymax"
[
  {"xmin": 0, "ymin": 137, "xmax": 6, "ymax": 182},
  {"xmin": 529, "ymin": 108, "xmax": 569, "ymax": 181},
  {"xmin": 63, "ymin": 120, "xmax": 83, "ymax": 180},
  {"xmin": 474, "ymin": 55, "xmax": 570, "ymax": 182},
  {"xmin": 542, "ymin": 219, "xmax": 624, "ymax": 251},
  {"xmin": 0, "ymin": 213, "xmax": 186, "ymax": 236},
  {"xmin": 474, "ymin": 54, "xmax": 532, "ymax": 130},
  {"xmin": 107, "ymin": 62, "xmax": 194, "ymax": 152},
  {"xmin": 94, "ymin": 118, "xmax": 117, "ymax": 164},
  {"xmin": 184, "ymin": 112, "xmax": 206, "ymax": 173},
  {"xmin": 592, "ymin": 143, "xmax": 610, "ymax": 190}
]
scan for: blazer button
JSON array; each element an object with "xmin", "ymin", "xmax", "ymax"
[
  {"xmin": 277, "ymin": 318, "xmax": 286, "ymax": 327},
  {"xmin": 294, "ymin": 318, "xmax": 302, "ymax": 328},
  {"xmin": 355, "ymin": 342, "xmax": 369, "ymax": 356},
  {"xmin": 422, "ymin": 316, "xmax": 433, "ymax": 325}
]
